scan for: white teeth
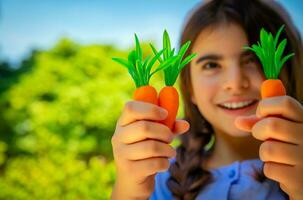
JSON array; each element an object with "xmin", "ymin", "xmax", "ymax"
[{"xmin": 220, "ymin": 100, "xmax": 254, "ymax": 109}]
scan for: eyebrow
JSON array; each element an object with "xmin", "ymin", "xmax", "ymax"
[
  {"xmin": 195, "ymin": 54, "xmax": 223, "ymax": 64},
  {"xmin": 240, "ymin": 50, "xmax": 253, "ymax": 57},
  {"xmin": 195, "ymin": 50, "xmax": 254, "ymax": 64}
]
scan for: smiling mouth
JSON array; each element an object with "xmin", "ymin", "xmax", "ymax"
[{"xmin": 218, "ymin": 100, "xmax": 258, "ymax": 110}]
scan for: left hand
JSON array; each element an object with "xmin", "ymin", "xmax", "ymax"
[{"xmin": 235, "ymin": 95, "xmax": 303, "ymax": 200}]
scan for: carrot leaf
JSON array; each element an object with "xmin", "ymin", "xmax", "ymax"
[
  {"xmin": 112, "ymin": 33, "xmax": 175, "ymax": 88},
  {"xmin": 151, "ymin": 30, "xmax": 196, "ymax": 86},
  {"xmin": 244, "ymin": 25, "xmax": 294, "ymax": 79}
]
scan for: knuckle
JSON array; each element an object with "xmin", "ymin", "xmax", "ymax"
[
  {"xmin": 163, "ymin": 125, "xmax": 173, "ymax": 141},
  {"xmin": 148, "ymin": 141, "xmax": 160, "ymax": 154},
  {"xmin": 112, "ymin": 127, "xmax": 122, "ymax": 145},
  {"xmin": 265, "ymin": 118, "xmax": 279, "ymax": 133},
  {"xmin": 259, "ymin": 141, "xmax": 272, "ymax": 161},
  {"xmin": 151, "ymin": 106, "xmax": 161, "ymax": 117},
  {"xmin": 282, "ymin": 96, "xmax": 293, "ymax": 108},
  {"xmin": 111, "ymin": 135, "xmax": 117, "ymax": 145},
  {"xmin": 139, "ymin": 120, "xmax": 150, "ymax": 133},
  {"xmin": 153, "ymin": 158, "xmax": 169, "ymax": 171},
  {"xmin": 124, "ymin": 101, "xmax": 135, "ymax": 114},
  {"xmin": 160, "ymin": 159, "xmax": 170, "ymax": 170}
]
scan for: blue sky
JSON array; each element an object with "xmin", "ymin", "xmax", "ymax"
[{"xmin": 0, "ymin": 0, "xmax": 302, "ymax": 65}]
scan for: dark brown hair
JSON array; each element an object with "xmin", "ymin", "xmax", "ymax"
[{"xmin": 167, "ymin": 0, "xmax": 303, "ymax": 199}]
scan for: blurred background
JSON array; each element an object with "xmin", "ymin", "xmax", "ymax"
[{"xmin": 0, "ymin": 0, "xmax": 302, "ymax": 199}]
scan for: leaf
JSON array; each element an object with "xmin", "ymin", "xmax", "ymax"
[
  {"xmin": 260, "ymin": 28, "xmax": 268, "ymax": 50},
  {"xmin": 163, "ymin": 30, "xmax": 171, "ymax": 60},
  {"xmin": 274, "ymin": 25, "xmax": 285, "ymax": 48},
  {"xmin": 170, "ymin": 48, "xmax": 175, "ymax": 57},
  {"xmin": 150, "ymin": 44, "xmax": 163, "ymax": 63},
  {"xmin": 128, "ymin": 50, "xmax": 137, "ymax": 66},
  {"xmin": 150, "ymin": 56, "xmax": 177, "ymax": 77},
  {"xmin": 274, "ymin": 39, "xmax": 287, "ymax": 71},
  {"xmin": 278, "ymin": 53, "xmax": 294, "ymax": 74},
  {"xmin": 142, "ymin": 55, "xmax": 151, "ymax": 82},
  {"xmin": 179, "ymin": 53, "xmax": 197, "ymax": 70},
  {"xmin": 178, "ymin": 41, "xmax": 191, "ymax": 61},
  {"xmin": 112, "ymin": 58, "xmax": 131, "ymax": 70},
  {"xmin": 134, "ymin": 34, "xmax": 142, "ymax": 61},
  {"xmin": 146, "ymin": 49, "xmax": 164, "ymax": 74}
]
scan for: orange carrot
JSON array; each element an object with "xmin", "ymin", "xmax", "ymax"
[
  {"xmin": 158, "ymin": 86, "xmax": 179, "ymax": 130},
  {"xmin": 114, "ymin": 31, "xmax": 194, "ymax": 129},
  {"xmin": 151, "ymin": 30, "xmax": 196, "ymax": 130},
  {"xmin": 112, "ymin": 34, "xmax": 174, "ymax": 105},
  {"xmin": 133, "ymin": 85, "xmax": 158, "ymax": 105},
  {"xmin": 245, "ymin": 25, "xmax": 294, "ymax": 99},
  {"xmin": 261, "ymin": 79, "xmax": 286, "ymax": 99}
]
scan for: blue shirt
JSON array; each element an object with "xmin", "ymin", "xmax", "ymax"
[{"xmin": 149, "ymin": 159, "xmax": 288, "ymax": 200}]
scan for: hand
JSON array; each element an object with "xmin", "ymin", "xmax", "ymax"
[
  {"xmin": 111, "ymin": 101, "xmax": 190, "ymax": 200},
  {"xmin": 235, "ymin": 96, "xmax": 303, "ymax": 200}
]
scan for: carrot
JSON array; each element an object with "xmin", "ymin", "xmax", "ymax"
[
  {"xmin": 112, "ymin": 34, "xmax": 175, "ymax": 105},
  {"xmin": 261, "ymin": 79, "xmax": 285, "ymax": 99},
  {"xmin": 133, "ymin": 85, "xmax": 158, "ymax": 105},
  {"xmin": 158, "ymin": 86, "xmax": 179, "ymax": 130},
  {"xmin": 235, "ymin": 25, "xmax": 295, "ymax": 132},
  {"xmin": 151, "ymin": 30, "xmax": 196, "ymax": 130},
  {"xmin": 244, "ymin": 25, "xmax": 294, "ymax": 99}
]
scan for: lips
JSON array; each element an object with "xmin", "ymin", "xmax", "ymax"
[
  {"xmin": 218, "ymin": 99, "xmax": 258, "ymax": 115},
  {"xmin": 218, "ymin": 100, "xmax": 258, "ymax": 110}
]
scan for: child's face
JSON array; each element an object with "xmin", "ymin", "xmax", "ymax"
[{"xmin": 190, "ymin": 22, "xmax": 265, "ymax": 137}]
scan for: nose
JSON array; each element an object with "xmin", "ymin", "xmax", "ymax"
[{"xmin": 222, "ymin": 64, "xmax": 249, "ymax": 94}]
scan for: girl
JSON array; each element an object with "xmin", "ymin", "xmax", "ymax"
[{"xmin": 111, "ymin": 0, "xmax": 303, "ymax": 199}]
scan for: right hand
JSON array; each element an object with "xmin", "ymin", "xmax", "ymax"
[{"xmin": 110, "ymin": 100, "xmax": 190, "ymax": 200}]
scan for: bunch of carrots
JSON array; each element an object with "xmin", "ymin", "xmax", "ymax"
[
  {"xmin": 244, "ymin": 25, "xmax": 294, "ymax": 99},
  {"xmin": 113, "ymin": 30, "xmax": 196, "ymax": 130}
]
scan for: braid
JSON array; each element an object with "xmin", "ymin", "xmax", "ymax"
[{"xmin": 167, "ymin": 104, "xmax": 214, "ymax": 199}]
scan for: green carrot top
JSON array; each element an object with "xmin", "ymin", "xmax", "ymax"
[
  {"xmin": 150, "ymin": 30, "xmax": 197, "ymax": 86},
  {"xmin": 112, "ymin": 34, "xmax": 176, "ymax": 88},
  {"xmin": 244, "ymin": 25, "xmax": 294, "ymax": 80}
]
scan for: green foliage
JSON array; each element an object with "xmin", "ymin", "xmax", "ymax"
[
  {"xmin": 0, "ymin": 155, "xmax": 115, "ymax": 200},
  {"xmin": 0, "ymin": 37, "xmax": 186, "ymax": 199},
  {"xmin": 151, "ymin": 30, "xmax": 196, "ymax": 86},
  {"xmin": 0, "ymin": 38, "xmax": 184, "ymax": 199},
  {"xmin": 244, "ymin": 25, "xmax": 294, "ymax": 79},
  {"xmin": 112, "ymin": 34, "xmax": 176, "ymax": 88},
  {"xmin": 2, "ymin": 39, "xmax": 132, "ymax": 158}
]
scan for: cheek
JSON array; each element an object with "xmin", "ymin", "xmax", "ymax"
[
  {"xmin": 244, "ymin": 67, "xmax": 265, "ymax": 90},
  {"xmin": 191, "ymin": 76, "xmax": 218, "ymax": 111}
]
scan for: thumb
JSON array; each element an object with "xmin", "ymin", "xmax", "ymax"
[
  {"xmin": 234, "ymin": 114, "xmax": 261, "ymax": 132},
  {"xmin": 172, "ymin": 119, "xmax": 190, "ymax": 135}
]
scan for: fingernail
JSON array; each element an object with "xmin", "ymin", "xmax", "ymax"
[{"xmin": 160, "ymin": 109, "xmax": 168, "ymax": 118}]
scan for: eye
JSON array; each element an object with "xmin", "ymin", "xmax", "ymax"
[
  {"xmin": 202, "ymin": 62, "xmax": 220, "ymax": 70},
  {"xmin": 242, "ymin": 55, "xmax": 259, "ymax": 66}
]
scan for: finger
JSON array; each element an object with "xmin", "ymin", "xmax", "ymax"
[
  {"xmin": 118, "ymin": 120, "xmax": 174, "ymax": 144},
  {"xmin": 256, "ymin": 96, "xmax": 303, "ymax": 123},
  {"xmin": 252, "ymin": 117, "xmax": 303, "ymax": 144},
  {"xmin": 124, "ymin": 140, "xmax": 176, "ymax": 161},
  {"xmin": 118, "ymin": 101, "xmax": 168, "ymax": 127},
  {"xmin": 234, "ymin": 114, "xmax": 261, "ymax": 132},
  {"xmin": 259, "ymin": 140, "xmax": 300, "ymax": 165},
  {"xmin": 172, "ymin": 119, "xmax": 190, "ymax": 135},
  {"xmin": 130, "ymin": 157, "xmax": 170, "ymax": 177},
  {"xmin": 263, "ymin": 162, "xmax": 295, "ymax": 185}
]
